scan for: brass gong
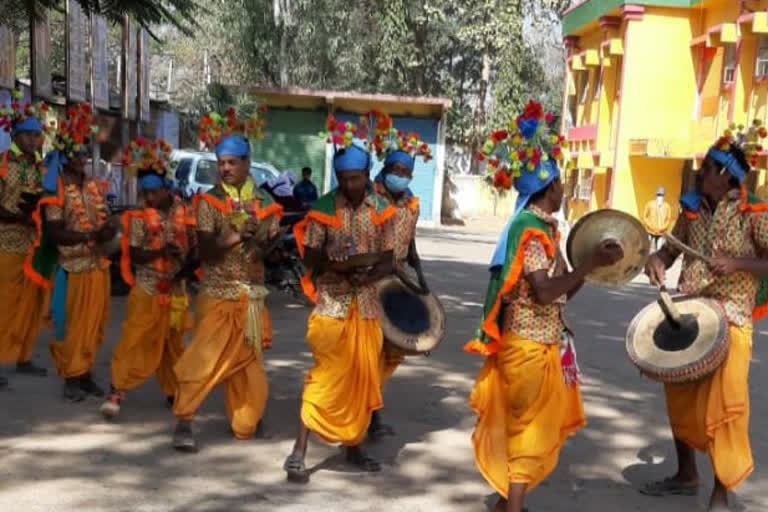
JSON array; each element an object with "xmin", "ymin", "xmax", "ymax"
[{"xmin": 566, "ymin": 209, "xmax": 650, "ymax": 287}]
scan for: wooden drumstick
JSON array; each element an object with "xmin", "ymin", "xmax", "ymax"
[{"xmin": 663, "ymin": 233, "xmax": 712, "ymax": 265}]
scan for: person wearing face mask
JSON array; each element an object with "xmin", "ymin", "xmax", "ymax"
[
  {"xmin": 0, "ymin": 95, "xmax": 50, "ymax": 389},
  {"xmin": 37, "ymin": 103, "xmax": 116, "ymax": 402},
  {"xmin": 642, "ymin": 186, "xmax": 673, "ymax": 250},
  {"xmin": 369, "ymin": 116, "xmax": 431, "ymax": 440},
  {"xmin": 100, "ymin": 137, "xmax": 193, "ymax": 419}
]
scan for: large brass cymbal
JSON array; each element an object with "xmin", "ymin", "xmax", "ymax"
[{"xmin": 566, "ymin": 208, "xmax": 650, "ymax": 287}]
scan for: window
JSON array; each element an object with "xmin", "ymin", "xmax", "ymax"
[
  {"xmin": 195, "ymin": 159, "xmax": 219, "ymax": 185},
  {"xmin": 577, "ymin": 169, "xmax": 593, "ymax": 200},
  {"xmin": 723, "ymin": 44, "xmax": 736, "ymax": 84},
  {"xmin": 756, "ymin": 36, "xmax": 768, "ymax": 77},
  {"xmin": 174, "ymin": 158, "xmax": 192, "ymax": 183}
]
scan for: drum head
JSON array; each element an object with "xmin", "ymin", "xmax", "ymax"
[
  {"xmin": 626, "ymin": 296, "xmax": 728, "ymax": 383},
  {"xmin": 377, "ymin": 276, "xmax": 445, "ymax": 355},
  {"xmin": 567, "ymin": 209, "xmax": 650, "ymax": 287}
]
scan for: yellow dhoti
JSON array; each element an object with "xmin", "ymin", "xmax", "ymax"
[
  {"xmin": 664, "ymin": 324, "xmax": 753, "ymax": 489},
  {"xmin": 49, "ymin": 269, "xmax": 110, "ymax": 378},
  {"xmin": 470, "ymin": 333, "xmax": 586, "ymax": 497},
  {"xmin": 379, "ymin": 341, "xmax": 406, "ymax": 386},
  {"xmin": 110, "ymin": 286, "xmax": 186, "ymax": 396},
  {"xmin": 173, "ymin": 293, "xmax": 268, "ymax": 439},
  {"xmin": 301, "ymin": 301, "xmax": 383, "ymax": 445},
  {"xmin": 0, "ymin": 252, "xmax": 45, "ymax": 363}
]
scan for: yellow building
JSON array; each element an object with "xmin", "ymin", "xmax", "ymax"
[{"xmin": 561, "ymin": 0, "xmax": 768, "ymax": 223}]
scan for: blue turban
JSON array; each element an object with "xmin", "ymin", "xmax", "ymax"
[
  {"xmin": 333, "ymin": 143, "xmax": 371, "ymax": 172},
  {"xmin": 680, "ymin": 190, "xmax": 701, "ymax": 212},
  {"xmin": 139, "ymin": 173, "xmax": 171, "ymax": 190},
  {"xmin": 216, "ymin": 135, "xmax": 250, "ymax": 159},
  {"xmin": 489, "ymin": 159, "xmax": 560, "ymax": 269},
  {"xmin": 707, "ymin": 147, "xmax": 746, "ymax": 182},
  {"xmin": 384, "ymin": 150, "xmax": 415, "ymax": 171},
  {"xmin": 11, "ymin": 116, "xmax": 43, "ymax": 137}
]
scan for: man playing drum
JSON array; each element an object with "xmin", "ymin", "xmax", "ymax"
[
  {"xmin": 39, "ymin": 104, "xmax": 115, "ymax": 402},
  {"xmin": 171, "ymin": 109, "xmax": 281, "ymax": 451},
  {"xmin": 0, "ymin": 95, "xmax": 49, "ymax": 388},
  {"xmin": 465, "ymin": 101, "xmax": 622, "ymax": 512},
  {"xmin": 369, "ymin": 111, "xmax": 431, "ymax": 439},
  {"xmin": 644, "ymin": 122, "xmax": 768, "ymax": 511},
  {"xmin": 284, "ymin": 133, "xmax": 396, "ymax": 483}
]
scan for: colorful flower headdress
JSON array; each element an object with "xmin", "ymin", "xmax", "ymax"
[
  {"xmin": 198, "ymin": 106, "xmax": 268, "ymax": 151},
  {"xmin": 714, "ymin": 120, "xmax": 768, "ymax": 167},
  {"xmin": 120, "ymin": 136, "xmax": 175, "ymax": 177},
  {"xmin": 369, "ymin": 110, "xmax": 432, "ymax": 162},
  {"xmin": 322, "ymin": 110, "xmax": 432, "ymax": 162},
  {"xmin": 0, "ymin": 89, "xmax": 52, "ymax": 134},
  {"xmin": 50, "ymin": 103, "xmax": 98, "ymax": 158},
  {"xmin": 478, "ymin": 100, "xmax": 568, "ymax": 191},
  {"xmin": 323, "ymin": 114, "xmax": 367, "ymax": 148}
]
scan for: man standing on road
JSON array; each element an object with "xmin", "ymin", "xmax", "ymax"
[
  {"xmin": 40, "ymin": 103, "xmax": 115, "ymax": 402},
  {"xmin": 0, "ymin": 97, "xmax": 49, "ymax": 389},
  {"xmin": 293, "ymin": 166, "xmax": 318, "ymax": 210},
  {"xmin": 643, "ymin": 124, "xmax": 768, "ymax": 512},
  {"xmin": 369, "ymin": 112, "xmax": 431, "ymax": 440},
  {"xmin": 465, "ymin": 101, "xmax": 622, "ymax": 512},
  {"xmin": 100, "ymin": 138, "xmax": 192, "ymax": 419},
  {"xmin": 171, "ymin": 110, "xmax": 282, "ymax": 452},
  {"xmin": 642, "ymin": 186, "xmax": 673, "ymax": 250},
  {"xmin": 284, "ymin": 138, "xmax": 396, "ymax": 483}
]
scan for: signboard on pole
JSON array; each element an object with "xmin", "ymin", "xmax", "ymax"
[
  {"xmin": 91, "ymin": 14, "xmax": 109, "ymax": 110},
  {"xmin": 138, "ymin": 28, "xmax": 151, "ymax": 122},
  {"xmin": 0, "ymin": 26, "xmax": 14, "ymax": 90},
  {"xmin": 122, "ymin": 19, "xmax": 137, "ymax": 120},
  {"xmin": 66, "ymin": 0, "xmax": 87, "ymax": 102},
  {"xmin": 31, "ymin": 12, "xmax": 53, "ymax": 99}
]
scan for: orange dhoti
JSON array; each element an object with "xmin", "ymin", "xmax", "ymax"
[
  {"xmin": 49, "ymin": 268, "xmax": 110, "ymax": 378},
  {"xmin": 470, "ymin": 333, "xmax": 586, "ymax": 497},
  {"xmin": 379, "ymin": 341, "xmax": 406, "ymax": 386},
  {"xmin": 173, "ymin": 292, "xmax": 268, "ymax": 439},
  {"xmin": 301, "ymin": 301, "xmax": 383, "ymax": 445},
  {"xmin": 110, "ymin": 286, "xmax": 187, "ymax": 396},
  {"xmin": 664, "ymin": 324, "xmax": 753, "ymax": 490},
  {"xmin": 0, "ymin": 251, "xmax": 45, "ymax": 363}
]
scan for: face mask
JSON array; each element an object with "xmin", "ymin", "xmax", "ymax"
[{"xmin": 384, "ymin": 173, "xmax": 411, "ymax": 194}]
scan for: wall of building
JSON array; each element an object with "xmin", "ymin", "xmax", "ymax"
[{"xmin": 451, "ymin": 175, "xmax": 518, "ymax": 219}]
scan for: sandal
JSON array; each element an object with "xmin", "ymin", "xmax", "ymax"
[
  {"xmin": 346, "ymin": 449, "xmax": 381, "ymax": 473},
  {"xmin": 640, "ymin": 478, "xmax": 698, "ymax": 496},
  {"xmin": 368, "ymin": 421, "xmax": 395, "ymax": 441},
  {"xmin": 284, "ymin": 454, "xmax": 309, "ymax": 484}
]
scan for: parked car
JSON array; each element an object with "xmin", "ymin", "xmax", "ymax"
[{"xmin": 170, "ymin": 150, "xmax": 280, "ymax": 198}]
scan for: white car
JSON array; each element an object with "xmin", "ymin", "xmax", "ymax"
[{"xmin": 170, "ymin": 150, "xmax": 280, "ymax": 198}]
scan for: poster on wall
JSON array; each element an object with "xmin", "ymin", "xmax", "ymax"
[
  {"xmin": 0, "ymin": 26, "xmax": 14, "ymax": 90},
  {"xmin": 138, "ymin": 28, "xmax": 150, "ymax": 122},
  {"xmin": 66, "ymin": 0, "xmax": 87, "ymax": 102},
  {"xmin": 91, "ymin": 14, "xmax": 109, "ymax": 110},
  {"xmin": 122, "ymin": 19, "xmax": 137, "ymax": 120},
  {"xmin": 31, "ymin": 12, "xmax": 53, "ymax": 99}
]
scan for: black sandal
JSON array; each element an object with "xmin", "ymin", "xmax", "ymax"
[
  {"xmin": 284, "ymin": 454, "xmax": 309, "ymax": 483},
  {"xmin": 346, "ymin": 449, "xmax": 381, "ymax": 472},
  {"xmin": 640, "ymin": 478, "xmax": 698, "ymax": 496}
]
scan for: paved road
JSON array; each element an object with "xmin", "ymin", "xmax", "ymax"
[{"xmin": 0, "ymin": 230, "xmax": 765, "ymax": 512}]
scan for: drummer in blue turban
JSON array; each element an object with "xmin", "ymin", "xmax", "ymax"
[
  {"xmin": 171, "ymin": 109, "xmax": 282, "ymax": 452},
  {"xmin": 464, "ymin": 100, "xmax": 621, "ymax": 512},
  {"xmin": 369, "ymin": 112, "xmax": 432, "ymax": 439},
  {"xmin": 0, "ymin": 95, "xmax": 49, "ymax": 387},
  {"xmin": 285, "ymin": 118, "xmax": 397, "ymax": 483}
]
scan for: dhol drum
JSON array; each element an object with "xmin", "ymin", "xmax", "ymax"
[
  {"xmin": 376, "ymin": 270, "xmax": 445, "ymax": 355},
  {"xmin": 97, "ymin": 213, "xmax": 123, "ymax": 257},
  {"xmin": 566, "ymin": 208, "xmax": 650, "ymax": 286},
  {"xmin": 626, "ymin": 290, "xmax": 728, "ymax": 383}
]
